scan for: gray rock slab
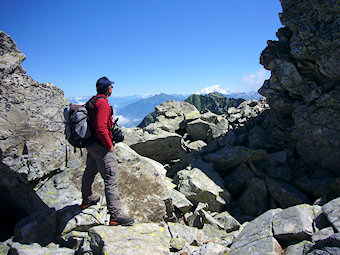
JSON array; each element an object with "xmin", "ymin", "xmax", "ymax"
[
  {"xmin": 322, "ymin": 197, "xmax": 340, "ymax": 232},
  {"xmin": 8, "ymin": 242, "xmax": 74, "ymax": 255},
  {"xmin": 168, "ymin": 188, "xmax": 193, "ymax": 214},
  {"xmin": 186, "ymin": 140, "xmax": 207, "ymax": 154},
  {"xmin": 56, "ymin": 204, "xmax": 107, "ymax": 237},
  {"xmin": 201, "ymin": 224, "xmax": 228, "ymax": 243},
  {"xmin": 89, "ymin": 223, "xmax": 171, "ymax": 255},
  {"xmin": 200, "ymin": 209, "xmax": 225, "ymax": 230},
  {"xmin": 35, "ymin": 168, "xmax": 81, "ymax": 210},
  {"xmin": 213, "ymin": 211, "xmax": 241, "ymax": 232},
  {"xmin": 272, "ymin": 204, "xmax": 315, "ymax": 242},
  {"xmin": 192, "ymin": 242, "xmax": 229, "ymax": 255},
  {"xmin": 230, "ymin": 236, "xmax": 282, "ymax": 255},
  {"xmin": 312, "ymin": 227, "xmax": 335, "ymax": 243},
  {"xmin": 307, "ymin": 233, "xmax": 340, "ymax": 255},
  {"xmin": 167, "ymin": 222, "xmax": 199, "ymax": 249},
  {"xmin": 248, "ymin": 125, "xmax": 269, "ymax": 150},
  {"xmin": 284, "ymin": 240, "xmax": 313, "ymax": 255},
  {"xmin": 174, "ymin": 168, "xmax": 231, "ymax": 212},
  {"xmin": 116, "ymin": 142, "xmax": 167, "ymax": 177},
  {"xmin": 115, "ymin": 142, "xmax": 168, "ymax": 223},
  {"xmin": 265, "ymin": 166, "xmax": 293, "ymax": 182},
  {"xmin": 189, "ymin": 158, "xmax": 225, "ymax": 188},
  {"xmin": 129, "ymin": 131, "xmax": 185, "ymax": 163},
  {"xmin": 204, "ymin": 146, "xmax": 267, "ymax": 170},
  {"xmin": 230, "ymin": 209, "xmax": 282, "ymax": 251}
]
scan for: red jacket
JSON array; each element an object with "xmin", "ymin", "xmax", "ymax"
[{"xmin": 88, "ymin": 94, "xmax": 114, "ymax": 150}]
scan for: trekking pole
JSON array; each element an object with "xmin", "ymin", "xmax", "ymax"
[{"xmin": 112, "ymin": 118, "xmax": 119, "ymax": 129}]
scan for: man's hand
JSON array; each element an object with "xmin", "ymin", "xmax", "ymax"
[{"xmin": 109, "ymin": 146, "xmax": 114, "ymax": 152}]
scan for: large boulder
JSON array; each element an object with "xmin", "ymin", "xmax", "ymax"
[
  {"xmin": 167, "ymin": 189, "xmax": 193, "ymax": 214},
  {"xmin": 230, "ymin": 209, "xmax": 283, "ymax": 254},
  {"xmin": 89, "ymin": 223, "xmax": 172, "ymax": 255},
  {"xmin": 174, "ymin": 168, "xmax": 231, "ymax": 212},
  {"xmin": 123, "ymin": 127, "xmax": 186, "ymax": 164},
  {"xmin": 204, "ymin": 146, "xmax": 267, "ymax": 171},
  {"xmin": 284, "ymin": 240, "xmax": 313, "ymax": 255},
  {"xmin": 307, "ymin": 233, "xmax": 340, "ymax": 255},
  {"xmin": 294, "ymin": 177, "xmax": 337, "ymax": 199},
  {"xmin": 186, "ymin": 111, "xmax": 230, "ymax": 142},
  {"xmin": 0, "ymin": 31, "xmax": 86, "ymax": 230},
  {"xmin": 292, "ymin": 88, "xmax": 340, "ymax": 175},
  {"xmin": 259, "ymin": 0, "xmax": 340, "ymax": 175},
  {"xmin": 115, "ymin": 142, "xmax": 168, "ymax": 223},
  {"xmin": 213, "ymin": 211, "xmax": 241, "ymax": 232},
  {"xmin": 272, "ymin": 204, "xmax": 316, "ymax": 243},
  {"xmin": 322, "ymin": 197, "xmax": 340, "ymax": 232}
]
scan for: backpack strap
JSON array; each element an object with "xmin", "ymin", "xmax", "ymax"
[{"xmin": 85, "ymin": 96, "xmax": 105, "ymax": 118}]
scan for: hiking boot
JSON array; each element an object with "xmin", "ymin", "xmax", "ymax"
[
  {"xmin": 80, "ymin": 194, "xmax": 100, "ymax": 209},
  {"xmin": 109, "ymin": 214, "xmax": 135, "ymax": 226}
]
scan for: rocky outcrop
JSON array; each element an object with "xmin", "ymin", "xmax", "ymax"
[
  {"xmin": 259, "ymin": 0, "xmax": 340, "ymax": 175},
  {"xmin": 0, "ymin": 31, "xmax": 77, "ymax": 241},
  {"xmin": 0, "ymin": 31, "xmax": 171, "ymax": 242}
]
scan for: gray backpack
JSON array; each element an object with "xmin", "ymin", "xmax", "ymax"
[{"xmin": 63, "ymin": 96, "xmax": 104, "ymax": 148}]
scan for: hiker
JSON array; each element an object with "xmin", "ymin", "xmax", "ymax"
[{"xmin": 80, "ymin": 76, "xmax": 134, "ymax": 226}]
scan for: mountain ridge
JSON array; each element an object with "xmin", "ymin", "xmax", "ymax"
[{"xmin": 68, "ymin": 91, "xmax": 262, "ymax": 127}]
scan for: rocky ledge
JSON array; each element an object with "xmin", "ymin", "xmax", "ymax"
[{"xmin": 1, "ymin": 0, "xmax": 340, "ymax": 254}]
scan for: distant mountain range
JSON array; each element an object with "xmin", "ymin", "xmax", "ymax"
[
  {"xmin": 227, "ymin": 91, "xmax": 262, "ymax": 100},
  {"xmin": 67, "ymin": 91, "xmax": 262, "ymax": 127}
]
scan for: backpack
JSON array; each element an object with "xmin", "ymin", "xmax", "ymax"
[{"xmin": 63, "ymin": 96, "xmax": 104, "ymax": 148}]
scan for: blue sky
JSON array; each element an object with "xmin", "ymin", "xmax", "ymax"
[{"xmin": 1, "ymin": 0, "xmax": 283, "ymax": 97}]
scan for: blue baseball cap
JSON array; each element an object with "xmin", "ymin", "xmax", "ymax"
[{"xmin": 96, "ymin": 76, "xmax": 115, "ymax": 90}]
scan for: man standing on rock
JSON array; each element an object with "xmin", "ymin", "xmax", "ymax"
[{"xmin": 80, "ymin": 76, "xmax": 134, "ymax": 226}]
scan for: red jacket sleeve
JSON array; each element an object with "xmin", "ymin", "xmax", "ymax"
[{"xmin": 93, "ymin": 99, "xmax": 113, "ymax": 150}]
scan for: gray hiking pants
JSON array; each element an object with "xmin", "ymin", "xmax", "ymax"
[{"xmin": 81, "ymin": 142, "xmax": 121, "ymax": 216}]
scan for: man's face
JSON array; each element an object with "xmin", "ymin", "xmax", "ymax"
[{"xmin": 107, "ymin": 85, "xmax": 113, "ymax": 97}]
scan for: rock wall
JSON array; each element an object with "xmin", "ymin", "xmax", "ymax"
[{"xmin": 260, "ymin": 0, "xmax": 340, "ymax": 175}]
